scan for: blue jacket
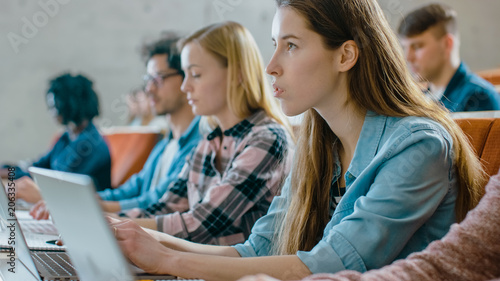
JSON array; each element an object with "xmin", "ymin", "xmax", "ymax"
[
  {"xmin": 440, "ymin": 62, "xmax": 500, "ymax": 112},
  {"xmin": 98, "ymin": 116, "xmax": 201, "ymax": 210},
  {"xmin": 234, "ymin": 112, "xmax": 457, "ymax": 274},
  {"xmin": 15, "ymin": 122, "xmax": 111, "ymax": 191}
]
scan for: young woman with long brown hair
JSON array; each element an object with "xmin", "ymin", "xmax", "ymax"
[{"xmin": 109, "ymin": 1, "xmax": 484, "ymax": 280}]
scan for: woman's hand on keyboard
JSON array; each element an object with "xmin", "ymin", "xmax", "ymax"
[
  {"xmin": 107, "ymin": 216, "xmax": 174, "ymax": 275},
  {"xmin": 30, "ymin": 200, "xmax": 51, "ymax": 220}
]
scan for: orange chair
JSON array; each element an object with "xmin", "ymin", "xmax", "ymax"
[
  {"xmin": 454, "ymin": 117, "xmax": 500, "ymax": 181},
  {"xmin": 104, "ymin": 130, "xmax": 162, "ymax": 188},
  {"xmin": 477, "ymin": 68, "xmax": 500, "ymax": 86},
  {"xmin": 480, "ymin": 119, "xmax": 500, "ymax": 177}
]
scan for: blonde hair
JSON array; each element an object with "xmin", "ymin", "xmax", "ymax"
[
  {"xmin": 179, "ymin": 21, "xmax": 292, "ymax": 135},
  {"xmin": 274, "ymin": 0, "xmax": 485, "ymax": 255}
]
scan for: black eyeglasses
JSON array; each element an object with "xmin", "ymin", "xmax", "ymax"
[{"xmin": 143, "ymin": 72, "xmax": 182, "ymax": 87}]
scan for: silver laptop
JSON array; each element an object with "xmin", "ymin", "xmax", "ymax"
[
  {"xmin": 0, "ymin": 180, "xmax": 78, "ymax": 281},
  {"xmin": 29, "ymin": 167, "xmax": 179, "ymax": 281}
]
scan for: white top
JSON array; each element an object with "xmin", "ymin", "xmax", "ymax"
[
  {"xmin": 427, "ymin": 85, "xmax": 446, "ymax": 101},
  {"xmin": 149, "ymin": 139, "xmax": 180, "ymax": 191}
]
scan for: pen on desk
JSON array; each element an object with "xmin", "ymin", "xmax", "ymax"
[{"xmin": 46, "ymin": 239, "xmax": 63, "ymax": 246}]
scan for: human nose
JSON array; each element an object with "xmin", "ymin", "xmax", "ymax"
[
  {"xmin": 180, "ymin": 76, "xmax": 191, "ymax": 94},
  {"xmin": 144, "ymin": 79, "xmax": 156, "ymax": 94},
  {"xmin": 265, "ymin": 50, "xmax": 282, "ymax": 77},
  {"xmin": 405, "ymin": 47, "xmax": 415, "ymax": 63}
]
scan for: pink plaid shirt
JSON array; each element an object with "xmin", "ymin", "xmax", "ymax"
[{"xmin": 131, "ymin": 110, "xmax": 294, "ymax": 245}]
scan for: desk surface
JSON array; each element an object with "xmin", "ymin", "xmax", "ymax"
[{"xmin": 451, "ymin": 110, "xmax": 500, "ymax": 119}]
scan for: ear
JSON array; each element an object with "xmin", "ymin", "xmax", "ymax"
[
  {"xmin": 443, "ymin": 33, "xmax": 455, "ymax": 54},
  {"xmin": 338, "ymin": 40, "xmax": 359, "ymax": 73}
]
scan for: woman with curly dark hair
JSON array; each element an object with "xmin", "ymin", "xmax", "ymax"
[{"xmin": 2, "ymin": 73, "xmax": 111, "ymax": 202}]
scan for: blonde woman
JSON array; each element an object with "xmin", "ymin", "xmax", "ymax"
[
  {"xmin": 110, "ymin": 1, "xmax": 484, "ymax": 280},
  {"xmin": 123, "ymin": 21, "xmax": 294, "ymax": 246}
]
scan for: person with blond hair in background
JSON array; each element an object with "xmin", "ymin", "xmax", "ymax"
[{"xmin": 126, "ymin": 88, "xmax": 168, "ymax": 130}]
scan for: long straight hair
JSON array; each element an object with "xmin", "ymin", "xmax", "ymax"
[
  {"xmin": 274, "ymin": 0, "xmax": 485, "ymax": 255},
  {"xmin": 179, "ymin": 21, "xmax": 293, "ymax": 136}
]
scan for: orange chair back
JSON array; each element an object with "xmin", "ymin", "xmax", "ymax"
[
  {"xmin": 455, "ymin": 118, "xmax": 500, "ymax": 181},
  {"xmin": 104, "ymin": 132, "xmax": 161, "ymax": 188}
]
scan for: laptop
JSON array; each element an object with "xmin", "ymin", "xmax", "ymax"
[
  {"xmin": 29, "ymin": 167, "xmax": 181, "ymax": 281},
  {"xmin": 0, "ymin": 180, "xmax": 78, "ymax": 281},
  {"xmin": 19, "ymin": 219, "xmax": 59, "ymax": 236}
]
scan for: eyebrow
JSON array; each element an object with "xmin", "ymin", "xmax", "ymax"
[
  {"xmin": 272, "ymin": 34, "xmax": 300, "ymax": 41},
  {"xmin": 185, "ymin": 64, "xmax": 201, "ymax": 70}
]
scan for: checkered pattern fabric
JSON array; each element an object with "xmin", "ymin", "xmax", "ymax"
[{"xmin": 136, "ymin": 110, "xmax": 294, "ymax": 245}]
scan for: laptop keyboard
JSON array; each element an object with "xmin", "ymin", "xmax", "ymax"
[
  {"xmin": 31, "ymin": 252, "xmax": 77, "ymax": 276},
  {"xmin": 20, "ymin": 220, "xmax": 59, "ymax": 235}
]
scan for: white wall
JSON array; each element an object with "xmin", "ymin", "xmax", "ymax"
[{"xmin": 1, "ymin": 0, "xmax": 499, "ymax": 163}]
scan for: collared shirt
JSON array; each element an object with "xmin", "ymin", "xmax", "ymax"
[
  {"xmin": 133, "ymin": 110, "xmax": 294, "ymax": 245},
  {"xmin": 99, "ymin": 116, "xmax": 202, "ymax": 210},
  {"xmin": 233, "ymin": 112, "xmax": 458, "ymax": 274},
  {"xmin": 15, "ymin": 122, "xmax": 111, "ymax": 191},
  {"xmin": 439, "ymin": 62, "xmax": 500, "ymax": 112}
]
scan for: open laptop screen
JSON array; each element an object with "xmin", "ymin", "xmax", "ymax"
[
  {"xmin": 0, "ymin": 180, "xmax": 41, "ymax": 281},
  {"xmin": 29, "ymin": 167, "xmax": 177, "ymax": 281}
]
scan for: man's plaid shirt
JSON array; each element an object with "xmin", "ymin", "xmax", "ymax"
[{"xmin": 132, "ymin": 110, "xmax": 294, "ymax": 245}]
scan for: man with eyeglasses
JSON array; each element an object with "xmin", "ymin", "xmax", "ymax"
[
  {"xmin": 29, "ymin": 34, "xmax": 202, "ymax": 220},
  {"xmin": 95, "ymin": 35, "xmax": 202, "ymax": 213}
]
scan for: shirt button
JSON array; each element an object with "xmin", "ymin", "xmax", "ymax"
[{"xmin": 224, "ymin": 146, "xmax": 227, "ymax": 150}]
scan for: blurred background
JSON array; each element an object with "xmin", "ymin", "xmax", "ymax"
[{"xmin": 1, "ymin": 0, "xmax": 499, "ymax": 162}]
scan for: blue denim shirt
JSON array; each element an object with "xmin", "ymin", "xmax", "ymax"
[
  {"xmin": 14, "ymin": 122, "xmax": 111, "ymax": 191},
  {"xmin": 233, "ymin": 112, "xmax": 458, "ymax": 274},
  {"xmin": 98, "ymin": 116, "xmax": 201, "ymax": 210},
  {"xmin": 440, "ymin": 62, "xmax": 500, "ymax": 112}
]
